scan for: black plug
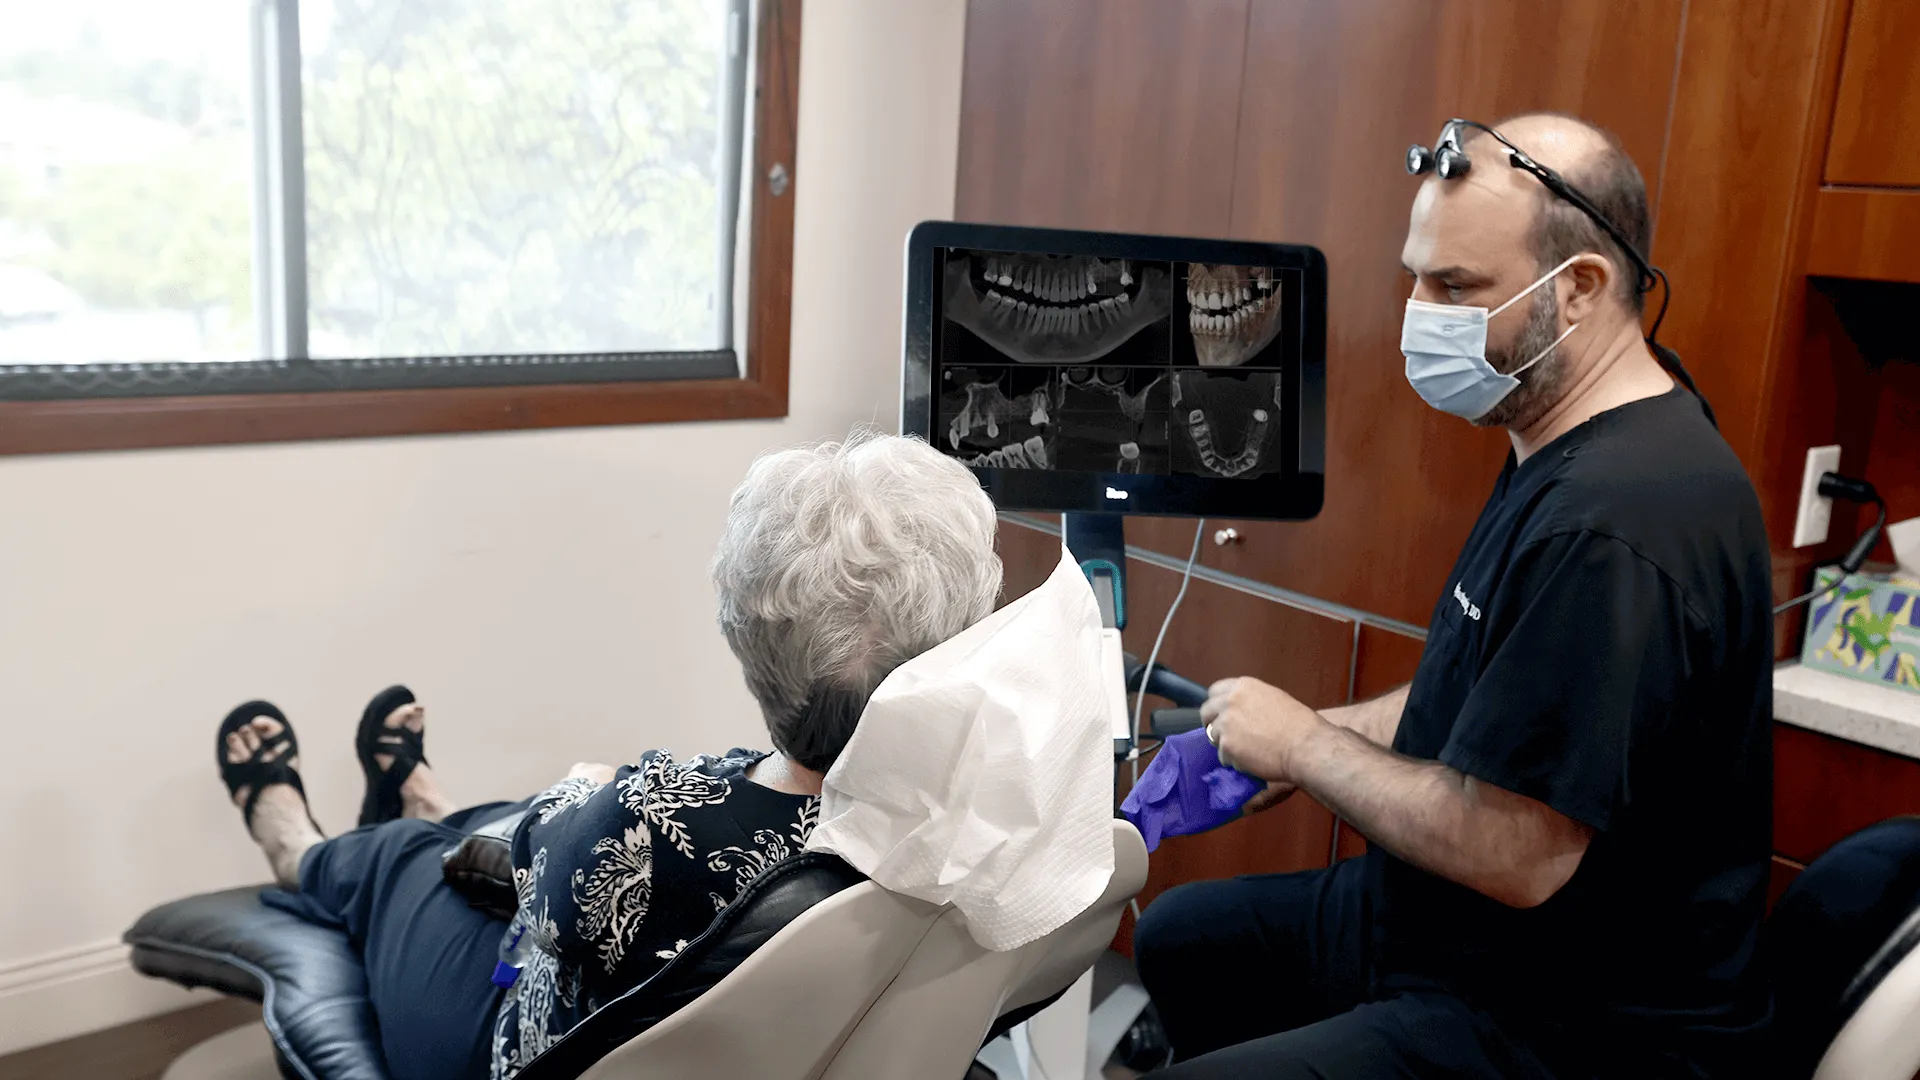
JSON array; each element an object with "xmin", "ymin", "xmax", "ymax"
[
  {"xmin": 1816, "ymin": 472, "xmax": 1886, "ymax": 575},
  {"xmin": 1774, "ymin": 472, "xmax": 1889, "ymax": 616},
  {"xmin": 1817, "ymin": 472, "xmax": 1879, "ymax": 505}
]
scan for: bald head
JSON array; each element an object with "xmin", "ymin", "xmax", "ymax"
[{"xmin": 1469, "ymin": 112, "xmax": 1652, "ymax": 314}]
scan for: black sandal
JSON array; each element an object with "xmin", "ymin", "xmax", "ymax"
[
  {"xmin": 355, "ymin": 685, "xmax": 427, "ymax": 827},
  {"xmin": 216, "ymin": 701, "xmax": 321, "ymax": 834}
]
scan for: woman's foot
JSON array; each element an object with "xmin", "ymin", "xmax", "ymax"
[
  {"xmin": 356, "ymin": 686, "xmax": 455, "ymax": 825},
  {"xmin": 376, "ymin": 699, "xmax": 455, "ymax": 822},
  {"xmin": 218, "ymin": 707, "xmax": 324, "ymax": 889}
]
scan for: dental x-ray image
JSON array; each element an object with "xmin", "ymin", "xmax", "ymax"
[
  {"xmin": 1175, "ymin": 263, "xmax": 1289, "ymax": 368},
  {"xmin": 1051, "ymin": 367, "xmax": 1170, "ymax": 475},
  {"xmin": 938, "ymin": 365, "xmax": 1057, "ymax": 469},
  {"xmin": 941, "ymin": 249, "xmax": 1173, "ymax": 365},
  {"xmin": 1171, "ymin": 369, "xmax": 1285, "ymax": 479}
]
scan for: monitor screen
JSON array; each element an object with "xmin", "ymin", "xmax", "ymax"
[{"xmin": 902, "ymin": 222, "xmax": 1326, "ymax": 520}]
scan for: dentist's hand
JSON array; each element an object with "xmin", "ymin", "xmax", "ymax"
[{"xmin": 1201, "ymin": 677, "xmax": 1327, "ymax": 785}]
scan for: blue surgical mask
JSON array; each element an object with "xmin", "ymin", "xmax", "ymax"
[{"xmin": 1401, "ymin": 255, "xmax": 1582, "ymax": 421}]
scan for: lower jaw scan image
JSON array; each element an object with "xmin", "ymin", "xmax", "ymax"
[
  {"xmin": 943, "ymin": 250, "xmax": 1172, "ymax": 365},
  {"xmin": 1171, "ymin": 370, "xmax": 1285, "ymax": 478},
  {"xmin": 1185, "ymin": 263, "xmax": 1286, "ymax": 368}
]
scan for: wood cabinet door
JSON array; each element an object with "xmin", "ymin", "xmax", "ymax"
[
  {"xmin": 1825, "ymin": 0, "xmax": 1920, "ymax": 188},
  {"xmin": 1774, "ymin": 723, "xmax": 1920, "ymax": 866}
]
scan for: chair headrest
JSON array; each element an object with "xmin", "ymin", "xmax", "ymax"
[{"xmin": 514, "ymin": 851, "xmax": 867, "ymax": 1079}]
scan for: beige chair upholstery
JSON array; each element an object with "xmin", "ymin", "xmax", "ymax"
[
  {"xmin": 1813, "ymin": 943, "xmax": 1920, "ymax": 1080},
  {"xmin": 160, "ymin": 820, "xmax": 1149, "ymax": 1080},
  {"xmin": 586, "ymin": 818, "xmax": 1148, "ymax": 1079}
]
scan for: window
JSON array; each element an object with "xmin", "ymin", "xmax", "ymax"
[{"xmin": 0, "ymin": 0, "xmax": 799, "ymax": 453}]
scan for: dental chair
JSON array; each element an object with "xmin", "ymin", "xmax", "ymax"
[
  {"xmin": 1769, "ymin": 815, "xmax": 1920, "ymax": 1080},
  {"xmin": 125, "ymin": 817, "xmax": 1148, "ymax": 1080}
]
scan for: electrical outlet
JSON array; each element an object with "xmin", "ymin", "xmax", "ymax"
[{"xmin": 1792, "ymin": 445, "xmax": 1843, "ymax": 548}]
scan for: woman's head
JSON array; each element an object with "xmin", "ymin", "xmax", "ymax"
[{"xmin": 710, "ymin": 431, "xmax": 1003, "ymax": 772}]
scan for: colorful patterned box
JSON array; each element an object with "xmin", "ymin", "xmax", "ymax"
[{"xmin": 1801, "ymin": 569, "xmax": 1920, "ymax": 694}]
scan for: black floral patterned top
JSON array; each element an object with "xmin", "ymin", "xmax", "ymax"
[{"xmin": 491, "ymin": 748, "xmax": 819, "ymax": 1079}]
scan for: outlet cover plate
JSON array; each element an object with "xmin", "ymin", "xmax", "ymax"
[{"xmin": 1792, "ymin": 445, "xmax": 1842, "ymax": 548}]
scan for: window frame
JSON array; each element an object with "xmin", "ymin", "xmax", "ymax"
[{"xmin": 0, "ymin": 0, "xmax": 801, "ymax": 456}]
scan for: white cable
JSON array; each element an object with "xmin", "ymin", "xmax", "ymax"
[{"xmin": 1126, "ymin": 518, "xmax": 1205, "ymax": 923}]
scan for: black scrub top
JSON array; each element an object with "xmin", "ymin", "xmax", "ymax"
[{"xmin": 1371, "ymin": 385, "xmax": 1773, "ymax": 1077}]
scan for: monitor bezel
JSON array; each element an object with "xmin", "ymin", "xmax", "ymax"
[{"xmin": 901, "ymin": 221, "xmax": 1327, "ymax": 521}]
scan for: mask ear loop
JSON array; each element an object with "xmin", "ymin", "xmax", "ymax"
[
  {"xmin": 1508, "ymin": 322, "xmax": 1579, "ymax": 377},
  {"xmin": 1487, "ymin": 254, "xmax": 1584, "ymax": 319},
  {"xmin": 1489, "ymin": 254, "xmax": 1584, "ymax": 378}
]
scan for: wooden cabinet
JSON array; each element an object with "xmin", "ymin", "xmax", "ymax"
[
  {"xmin": 1808, "ymin": 189, "xmax": 1920, "ymax": 283},
  {"xmin": 1769, "ymin": 722, "xmax": 1920, "ymax": 910},
  {"xmin": 1775, "ymin": 723, "xmax": 1920, "ymax": 865},
  {"xmin": 1824, "ymin": 0, "xmax": 1920, "ymax": 188}
]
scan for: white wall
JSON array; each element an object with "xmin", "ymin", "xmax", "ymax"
[{"xmin": 0, "ymin": 0, "xmax": 968, "ymax": 1053}]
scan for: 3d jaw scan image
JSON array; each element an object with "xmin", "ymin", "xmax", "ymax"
[
  {"xmin": 1181, "ymin": 263, "xmax": 1285, "ymax": 368},
  {"xmin": 1171, "ymin": 369, "xmax": 1285, "ymax": 479},
  {"xmin": 941, "ymin": 249, "xmax": 1172, "ymax": 365}
]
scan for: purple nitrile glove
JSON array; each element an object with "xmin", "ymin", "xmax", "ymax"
[{"xmin": 1119, "ymin": 727, "xmax": 1265, "ymax": 853}]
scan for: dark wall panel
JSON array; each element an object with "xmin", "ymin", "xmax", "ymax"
[{"xmin": 955, "ymin": 0, "xmax": 1252, "ymax": 236}]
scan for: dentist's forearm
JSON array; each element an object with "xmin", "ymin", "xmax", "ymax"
[
  {"xmin": 1289, "ymin": 718, "xmax": 1592, "ymax": 908},
  {"xmin": 1319, "ymin": 684, "xmax": 1411, "ymax": 748}
]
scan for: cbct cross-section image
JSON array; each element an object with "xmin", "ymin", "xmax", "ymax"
[
  {"xmin": 938, "ymin": 365, "xmax": 1057, "ymax": 469},
  {"xmin": 1052, "ymin": 366, "xmax": 1170, "ymax": 475},
  {"xmin": 941, "ymin": 249, "xmax": 1172, "ymax": 365}
]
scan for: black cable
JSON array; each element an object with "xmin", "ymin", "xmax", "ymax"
[
  {"xmin": 1647, "ymin": 267, "xmax": 1672, "ymax": 342},
  {"xmin": 1773, "ymin": 490, "xmax": 1888, "ymax": 616},
  {"xmin": 1773, "ymin": 573, "xmax": 1852, "ymax": 618}
]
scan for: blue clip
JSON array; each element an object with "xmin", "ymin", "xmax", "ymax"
[{"xmin": 1078, "ymin": 558, "xmax": 1126, "ymax": 629}]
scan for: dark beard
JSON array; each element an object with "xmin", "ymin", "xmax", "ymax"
[{"xmin": 1475, "ymin": 286, "xmax": 1567, "ymax": 429}]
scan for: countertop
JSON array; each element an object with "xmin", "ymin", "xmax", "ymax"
[{"xmin": 1775, "ymin": 662, "xmax": 1920, "ymax": 760}]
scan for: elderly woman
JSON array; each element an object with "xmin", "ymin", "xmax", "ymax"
[{"xmin": 211, "ymin": 432, "xmax": 1002, "ymax": 1080}]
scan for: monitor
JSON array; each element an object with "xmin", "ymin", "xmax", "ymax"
[{"xmin": 901, "ymin": 221, "xmax": 1326, "ymax": 520}]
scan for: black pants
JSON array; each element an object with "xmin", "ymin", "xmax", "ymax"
[
  {"xmin": 1133, "ymin": 858, "xmax": 1558, "ymax": 1079},
  {"xmin": 262, "ymin": 800, "xmax": 532, "ymax": 1080}
]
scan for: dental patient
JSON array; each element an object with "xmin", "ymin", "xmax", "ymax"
[{"xmin": 211, "ymin": 432, "xmax": 1003, "ymax": 1080}]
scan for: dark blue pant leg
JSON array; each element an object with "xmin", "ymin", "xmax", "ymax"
[
  {"xmin": 263, "ymin": 801, "xmax": 531, "ymax": 1080},
  {"xmin": 1150, "ymin": 992, "xmax": 1558, "ymax": 1079},
  {"xmin": 1134, "ymin": 856, "xmax": 1374, "ymax": 1062}
]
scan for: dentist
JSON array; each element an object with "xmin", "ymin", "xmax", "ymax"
[{"xmin": 1132, "ymin": 113, "xmax": 1774, "ymax": 1079}]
